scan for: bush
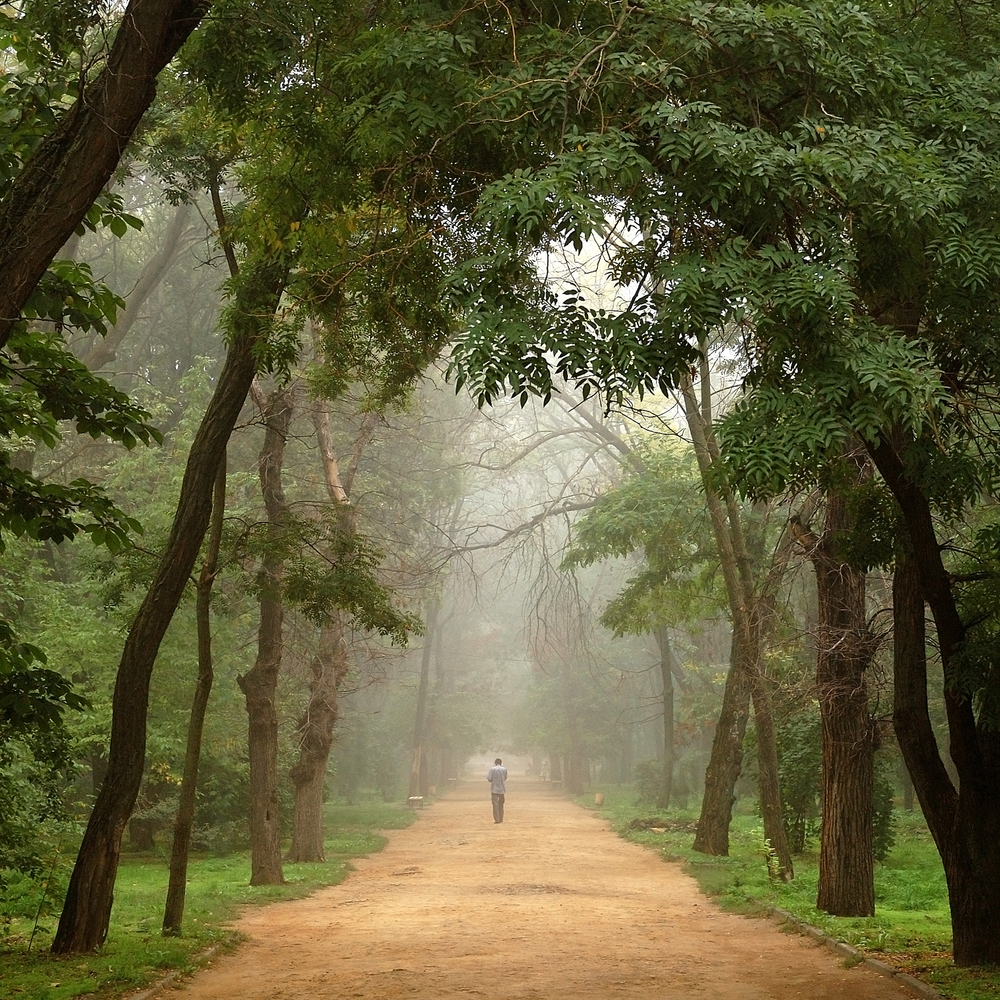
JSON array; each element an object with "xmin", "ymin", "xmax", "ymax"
[{"xmin": 633, "ymin": 759, "xmax": 661, "ymax": 806}]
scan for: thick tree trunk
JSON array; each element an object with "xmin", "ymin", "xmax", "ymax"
[
  {"xmin": 162, "ymin": 455, "xmax": 226, "ymax": 935},
  {"xmin": 50, "ymin": 260, "xmax": 284, "ymax": 952},
  {"xmin": 0, "ymin": 0, "xmax": 211, "ymax": 347},
  {"xmin": 872, "ymin": 437, "xmax": 1000, "ymax": 965},
  {"xmin": 287, "ymin": 621, "xmax": 349, "ymax": 862},
  {"xmin": 655, "ymin": 626, "xmax": 675, "ymax": 810},
  {"xmin": 796, "ymin": 477, "xmax": 877, "ymax": 916},
  {"xmin": 239, "ymin": 384, "xmax": 296, "ymax": 886}
]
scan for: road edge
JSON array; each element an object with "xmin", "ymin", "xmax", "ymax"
[{"xmin": 769, "ymin": 908, "xmax": 943, "ymax": 1000}]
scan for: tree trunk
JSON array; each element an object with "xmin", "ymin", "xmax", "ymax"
[
  {"xmin": 655, "ymin": 626, "xmax": 675, "ymax": 810},
  {"xmin": 795, "ymin": 476, "xmax": 877, "ymax": 916},
  {"xmin": 51, "ymin": 258, "xmax": 285, "ymax": 953},
  {"xmin": 162, "ymin": 454, "xmax": 226, "ymax": 935},
  {"xmin": 83, "ymin": 202, "xmax": 193, "ymax": 370},
  {"xmin": 287, "ymin": 620, "xmax": 349, "ymax": 862},
  {"xmin": 549, "ymin": 751, "xmax": 563, "ymax": 782},
  {"xmin": 872, "ymin": 436, "xmax": 1000, "ymax": 965},
  {"xmin": 0, "ymin": 0, "xmax": 211, "ymax": 347},
  {"xmin": 238, "ymin": 383, "xmax": 296, "ymax": 886},
  {"xmin": 749, "ymin": 665, "xmax": 794, "ymax": 880},
  {"xmin": 409, "ymin": 601, "xmax": 438, "ymax": 799}
]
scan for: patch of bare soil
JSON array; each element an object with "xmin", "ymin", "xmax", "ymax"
[{"xmin": 168, "ymin": 780, "xmax": 917, "ymax": 1000}]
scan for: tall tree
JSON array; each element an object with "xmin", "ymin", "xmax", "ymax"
[{"xmin": 405, "ymin": 0, "xmax": 1000, "ymax": 962}]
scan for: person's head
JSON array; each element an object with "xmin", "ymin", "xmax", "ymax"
[{"xmin": 494, "ymin": 758, "xmax": 502, "ymax": 765}]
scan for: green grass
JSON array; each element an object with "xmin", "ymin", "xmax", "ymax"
[
  {"xmin": 0, "ymin": 798, "xmax": 416, "ymax": 1000},
  {"xmin": 580, "ymin": 786, "xmax": 1000, "ymax": 1000}
]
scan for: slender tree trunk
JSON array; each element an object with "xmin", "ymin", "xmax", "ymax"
[
  {"xmin": 655, "ymin": 626, "xmax": 675, "ymax": 810},
  {"xmin": 0, "ymin": 0, "xmax": 211, "ymax": 347},
  {"xmin": 287, "ymin": 621, "xmax": 349, "ymax": 862},
  {"xmin": 409, "ymin": 601, "xmax": 438, "ymax": 798},
  {"xmin": 238, "ymin": 384, "xmax": 296, "ymax": 886},
  {"xmin": 162, "ymin": 454, "xmax": 226, "ymax": 935},
  {"xmin": 83, "ymin": 202, "xmax": 193, "ymax": 370},
  {"xmin": 749, "ymin": 665, "xmax": 794, "ymax": 880},
  {"xmin": 563, "ymin": 664, "xmax": 586, "ymax": 795},
  {"xmin": 681, "ymin": 369, "xmax": 790, "ymax": 870},
  {"xmin": 51, "ymin": 259, "xmax": 285, "ymax": 953}
]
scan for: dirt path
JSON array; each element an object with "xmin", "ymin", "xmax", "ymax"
[{"xmin": 170, "ymin": 780, "xmax": 916, "ymax": 1000}]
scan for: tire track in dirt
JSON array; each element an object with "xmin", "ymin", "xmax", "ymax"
[{"xmin": 167, "ymin": 780, "xmax": 918, "ymax": 1000}]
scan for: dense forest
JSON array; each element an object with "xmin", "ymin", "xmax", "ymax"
[{"xmin": 2, "ymin": 0, "xmax": 1000, "ymax": 977}]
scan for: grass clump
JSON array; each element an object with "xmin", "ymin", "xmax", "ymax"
[
  {"xmin": 581, "ymin": 786, "xmax": 1000, "ymax": 1000},
  {"xmin": 0, "ymin": 797, "xmax": 415, "ymax": 1000}
]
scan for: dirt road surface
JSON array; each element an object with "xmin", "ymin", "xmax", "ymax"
[{"xmin": 170, "ymin": 780, "xmax": 917, "ymax": 1000}]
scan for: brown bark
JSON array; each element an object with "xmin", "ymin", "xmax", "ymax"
[
  {"xmin": 162, "ymin": 454, "xmax": 227, "ymax": 935},
  {"xmin": 287, "ymin": 620, "xmax": 350, "ymax": 862},
  {"xmin": 694, "ymin": 629, "xmax": 751, "ymax": 853},
  {"xmin": 794, "ymin": 474, "xmax": 877, "ymax": 916},
  {"xmin": 238, "ymin": 384, "xmax": 296, "ymax": 886},
  {"xmin": 286, "ymin": 401, "xmax": 372, "ymax": 860},
  {"xmin": 50, "ymin": 261, "xmax": 284, "ymax": 952},
  {"xmin": 0, "ymin": 0, "xmax": 211, "ymax": 346},
  {"xmin": 681, "ymin": 370, "xmax": 793, "ymax": 874},
  {"xmin": 873, "ymin": 439, "xmax": 1000, "ymax": 966}
]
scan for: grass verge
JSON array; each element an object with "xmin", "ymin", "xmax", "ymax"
[
  {"xmin": 0, "ymin": 799, "xmax": 416, "ymax": 1000},
  {"xmin": 579, "ymin": 785, "xmax": 1000, "ymax": 1000}
]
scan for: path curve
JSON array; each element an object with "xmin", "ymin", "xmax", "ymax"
[{"xmin": 171, "ymin": 780, "xmax": 916, "ymax": 1000}]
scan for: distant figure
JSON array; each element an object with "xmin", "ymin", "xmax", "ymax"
[{"xmin": 487, "ymin": 757, "xmax": 508, "ymax": 823}]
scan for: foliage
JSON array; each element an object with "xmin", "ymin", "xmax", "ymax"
[
  {"xmin": 632, "ymin": 759, "xmax": 663, "ymax": 806},
  {"xmin": 774, "ymin": 705, "xmax": 822, "ymax": 856},
  {"xmin": 563, "ymin": 441, "xmax": 720, "ymax": 635}
]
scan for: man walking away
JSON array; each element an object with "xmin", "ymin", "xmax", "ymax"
[{"xmin": 487, "ymin": 757, "xmax": 508, "ymax": 823}]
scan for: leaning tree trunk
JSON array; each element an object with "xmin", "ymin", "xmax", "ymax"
[
  {"xmin": 795, "ymin": 472, "xmax": 877, "ymax": 916},
  {"xmin": 0, "ymin": 0, "xmax": 211, "ymax": 347},
  {"xmin": 238, "ymin": 383, "xmax": 296, "ymax": 886},
  {"xmin": 51, "ymin": 259, "xmax": 286, "ymax": 953},
  {"xmin": 162, "ymin": 455, "xmax": 227, "ymax": 935},
  {"xmin": 287, "ymin": 620, "xmax": 349, "ymax": 862},
  {"xmin": 694, "ymin": 629, "xmax": 751, "ymax": 854}
]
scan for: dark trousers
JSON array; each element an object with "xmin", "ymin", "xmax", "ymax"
[{"xmin": 492, "ymin": 792, "xmax": 505, "ymax": 823}]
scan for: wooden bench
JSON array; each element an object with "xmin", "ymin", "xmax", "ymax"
[{"xmin": 407, "ymin": 796, "xmax": 424, "ymax": 809}]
